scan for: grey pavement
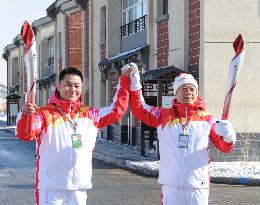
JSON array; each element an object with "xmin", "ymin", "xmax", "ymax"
[{"xmin": 0, "ymin": 121, "xmax": 36, "ymax": 205}]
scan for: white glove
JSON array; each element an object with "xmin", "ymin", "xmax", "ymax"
[
  {"xmin": 121, "ymin": 63, "xmax": 131, "ymax": 73},
  {"xmin": 215, "ymin": 120, "xmax": 236, "ymax": 143},
  {"xmin": 122, "ymin": 62, "xmax": 142, "ymax": 91}
]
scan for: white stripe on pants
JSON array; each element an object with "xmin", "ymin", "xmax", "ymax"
[
  {"xmin": 161, "ymin": 185, "xmax": 209, "ymax": 205},
  {"xmin": 39, "ymin": 190, "xmax": 87, "ymax": 205}
]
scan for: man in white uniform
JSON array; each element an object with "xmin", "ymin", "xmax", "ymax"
[{"xmin": 126, "ymin": 63, "xmax": 236, "ymax": 205}]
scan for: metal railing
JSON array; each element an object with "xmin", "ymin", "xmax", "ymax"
[
  {"xmin": 48, "ymin": 57, "xmax": 54, "ymax": 66},
  {"xmin": 48, "ymin": 57, "xmax": 55, "ymax": 75},
  {"xmin": 121, "ymin": 15, "xmax": 147, "ymax": 38}
]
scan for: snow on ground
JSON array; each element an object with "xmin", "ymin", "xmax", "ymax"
[
  {"xmin": 210, "ymin": 161, "xmax": 260, "ymax": 179},
  {"xmin": 126, "ymin": 160, "xmax": 260, "ymax": 179},
  {"xmin": 126, "ymin": 160, "xmax": 159, "ymax": 172}
]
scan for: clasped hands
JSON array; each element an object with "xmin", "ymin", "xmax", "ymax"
[{"xmin": 121, "ymin": 62, "xmax": 142, "ymax": 91}]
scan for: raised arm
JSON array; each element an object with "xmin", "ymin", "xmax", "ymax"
[
  {"xmin": 127, "ymin": 63, "xmax": 165, "ymax": 128},
  {"xmin": 97, "ymin": 71, "xmax": 130, "ymax": 129},
  {"xmin": 16, "ymin": 102, "xmax": 44, "ymax": 141}
]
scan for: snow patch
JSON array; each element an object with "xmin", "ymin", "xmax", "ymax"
[{"xmin": 125, "ymin": 161, "xmax": 260, "ymax": 179}]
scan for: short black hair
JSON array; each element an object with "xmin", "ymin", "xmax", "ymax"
[{"xmin": 59, "ymin": 67, "xmax": 83, "ymax": 82}]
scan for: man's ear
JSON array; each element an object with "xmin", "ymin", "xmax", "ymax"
[{"xmin": 57, "ymin": 83, "xmax": 61, "ymax": 91}]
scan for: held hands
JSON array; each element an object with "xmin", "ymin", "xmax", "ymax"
[
  {"xmin": 121, "ymin": 65, "xmax": 132, "ymax": 76},
  {"xmin": 215, "ymin": 120, "xmax": 236, "ymax": 143},
  {"xmin": 121, "ymin": 62, "xmax": 142, "ymax": 91},
  {"xmin": 22, "ymin": 102, "xmax": 37, "ymax": 115}
]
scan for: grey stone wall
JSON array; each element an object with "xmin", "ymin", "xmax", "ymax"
[
  {"xmin": 210, "ymin": 133, "xmax": 260, "ymax": 162},
  {"xmin": 105, "ymin": 124, "xmax": 121, "ymax": 143},
  {"xmin": 100, "ymin": 125, "xmax": 133, "ymax": 145},
  {"xmin": 132, "ymin": 127, "xmax": 141, "ymax": 150},
  {"xmin": 99, "ymin": 127, "xmax": 107, "ymax": 140}
]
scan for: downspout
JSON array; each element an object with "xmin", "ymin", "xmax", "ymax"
[{"xmin": 89, "ymin": 0, "xmax": 94, "ymax": 106}]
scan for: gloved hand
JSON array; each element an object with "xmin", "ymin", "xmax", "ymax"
[
  {"xmin": 122, "ymin": 62, "xmax": 142, "ymax": 91},
  {"xmin": 215, "ymin": 120, "xmax": 236, "ymax": 143},
  {"xmin": 121, "ymin": 63, "xmax": 131, "ymax": 73}
]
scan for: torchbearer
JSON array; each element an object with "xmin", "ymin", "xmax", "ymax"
[
  {"xmin": 17, "ymin": 24, "xmax": 131, "ymax": 204},
  {"xmin": 126, "ymin": 62, "xmax": 237, "ymax": 205}
]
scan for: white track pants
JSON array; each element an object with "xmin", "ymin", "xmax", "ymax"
[
  {"xmin": 161, "ymin": 185, "xmax": 209, "ymax": 205},
  {"xmin": 39, "ymin": 190, "xmax": 87, "ymax": 205}
]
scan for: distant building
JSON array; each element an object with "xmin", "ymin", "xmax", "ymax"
[
  {"xmin": 0, "ymin": 100, "xmax": 6, "ymax": 112},
  {"xmin": 0, "ymin": 84, "xmax": 7, "ymax": 112},
  {"xmin": 0, "ymin": 84, "xmax": 7, "ymax": 99}
]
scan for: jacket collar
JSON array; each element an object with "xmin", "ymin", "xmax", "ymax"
[
  {"xmin": 171, "ymin": 96, "xmax": 205, "ymax": 117},
  {"xmin": 48, "ymin": 89, "xmax": 82, "ymax": 114}
]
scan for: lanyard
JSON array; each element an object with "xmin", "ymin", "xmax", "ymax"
[
  {"xmin": 55, "ymin": 105, "xmax": 79, "ymax": 132},
  {"xmin": 174, "ymin": 106, "xmax": 199, "ymax": 133}
]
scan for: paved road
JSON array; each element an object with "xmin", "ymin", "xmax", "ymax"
[
  {"xmin": 209, "ymin": 183, "xmax": 260, "ymax": 205},
  {"xmin": 0, "ymin": 128, "xmax": 35, "ymax": 205},
  {"xmin": 88, "ymin": 159, "xmax": 160, "ymax": 205},
  {"xmin": 0, "ymin": 128, "xmax": 260, "ymax": 205}
]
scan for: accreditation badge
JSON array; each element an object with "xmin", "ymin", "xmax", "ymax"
[
  {"xmin": 178, "ymin": 134, "xmax": 189, "ymax": 148},
  {"xmin": 71, "ymin": 133, "xmax": 82, "ymax": 149}
]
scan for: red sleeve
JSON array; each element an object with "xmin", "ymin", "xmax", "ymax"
[
  {"xmin": 209, "ymin": 123, "xmax": 234, "ymax": 153},
  {"xmin": 16, "ymin": 111, "xmax": 44, "ymax": 141},
  {"xmin": 129, "ymin": 89, "xmax": 166, "ymax": 128},
  {"xmin": 97, "ymin": 76, "xmax": 130, "ymax": 129}
]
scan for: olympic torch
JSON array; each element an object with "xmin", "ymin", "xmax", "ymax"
[
  {"xmin": 221, "ymin": 34, "xmax": 245, "ymax": 120},
  {"xmin": 21, "ymin": 21, "xmax": 37, "ymax": 136}
]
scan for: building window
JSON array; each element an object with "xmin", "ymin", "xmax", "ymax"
[
  {"xmin": 11, "ymin": 57, "xmax": 19, "ymax": 86},
  {"xmin": 162, "ymin": 0, "xmax": 168, "ymax": 15},
  {"xmin": 121, "ymin": 0, "xmax": 147, "ymax": 38},
  {"xmin": 58, "ymin": 32, "xmax": 62, "ymax": 71},
  {"xmin": 100, "ymin": 6, "xmax": 106, "ymax": 43},
  {"xmin": 48, "ymin": 36, "xmax": 54, "ymax": 74},
  {"xmin": 157, "ymin": 0, "xmax": 168, "ymax": 17}
]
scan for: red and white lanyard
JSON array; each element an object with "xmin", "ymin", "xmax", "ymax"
[
  {"xmin": 55, "ymin": 104, "xmax": 79, "ymax": 132},
  {"xmin": 174, "ymin": 106, "xmax": 199, "ymax": 134}
]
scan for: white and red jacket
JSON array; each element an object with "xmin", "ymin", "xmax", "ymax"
[
  {"xmin": 130, "ymin": 90, "xmax": 234, "ymax": 189},
  {"xmin": 16, "ymin": 76, "xmax": 130, "ymax": 192}
]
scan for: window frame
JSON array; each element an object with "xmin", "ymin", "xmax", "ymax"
[
  {"xmin": 121, "ymin": 0, "xmax": 147, "ymax": 38},
  {"xmin": 122, "ymin": 0, "xmax": 147, "ymax": 26},
  {"xmin": 47, "ymin": 35, "xmax": 55, "ymax": 74}
]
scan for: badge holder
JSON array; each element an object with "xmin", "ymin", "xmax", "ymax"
[
  {"xmin": 71, "ymin": 132, "xmax": 82, "ymax": 149},
  {"xmin": 178, "ymin": 134, "xmax": 189, "ymax": 148}
]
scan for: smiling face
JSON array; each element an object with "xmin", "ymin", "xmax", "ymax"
[
  {"xmin": 58, "ymin": 74, "xmax": 83, "ymax": 102},
  {"xmin": 175, "ymin": 84, "xmax": 198, "ymax": 104}
]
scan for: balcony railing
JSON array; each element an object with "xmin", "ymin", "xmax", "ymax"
[
  {"xmin": 48, "ymin": 57, "xmax": 54, "ymax": 66},
  {"xmin": 121, "ymin": 15, "xmax": 147, "ymax": 38},
  {"xmin": 48, "ymin": 57, "xmax": 55, "ymax": 75},
  {"xmin": 9, "ymin": 83, "xmax": 19, "ymax": 94}
]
